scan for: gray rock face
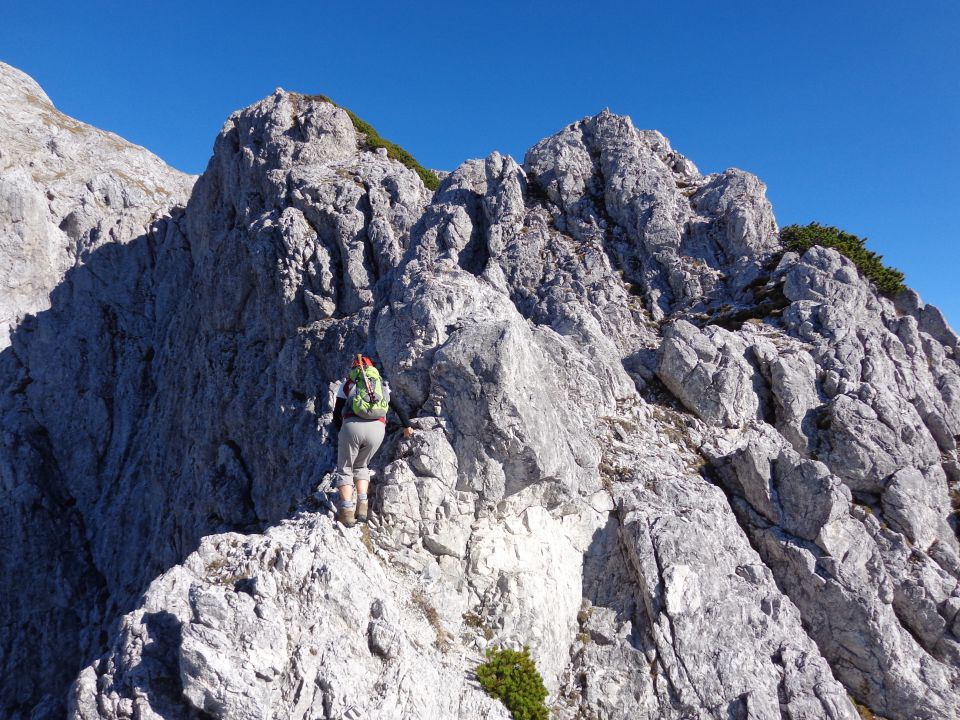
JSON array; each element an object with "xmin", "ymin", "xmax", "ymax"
[
  {"xmin": 1, "ymin": 72, "xmax": 428, "ymax": 718},
  {"xmin": 1, "ymin": 62, "xmax": 959, "ymax": 720},
  {"xmin": 691, "ymin": 247, "xmax": 960, "ymax": 718},
  {"xmin": 0, "ymin": 61, "xmax": 194, "ymax": 350},
  {"xmin": 69, "ymin": 522, "xmax": 511, "ymax": 720},
  {"xmin": 0, "ymin": 61, "xmax": 194, "ymax": 716}
]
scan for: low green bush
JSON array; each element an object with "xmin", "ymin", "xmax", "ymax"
[
  {"xmin": 308, "ymin": 94, "xmax": 439, "ymax": 191},
  {"xmin": 476, "ymin": 646, "xmax": 549, "ymax": 720},
  {"xmin": 780, "ymin": 222, "xmax": 905, "ymax": 296}
]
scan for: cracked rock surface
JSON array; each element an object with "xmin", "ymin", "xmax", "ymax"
[{"xmin": 1, "ymin": 62, "xmax": 959, "ymax": 719}]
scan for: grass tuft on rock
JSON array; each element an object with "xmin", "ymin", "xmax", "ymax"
[
  {"xmin": 780, "ymin": 222, "xmax": 905, "ymax": 297},
  {"xmin": 476, "ymin": 646, "xmax": 549, "ymax": 720},
  {"xmin": 308, "ymin": 94, "xmax": 440, "ymax": 191},
  {"xmin": 850, "ymin": 695, "xmax": 877, "ymax": 719}
]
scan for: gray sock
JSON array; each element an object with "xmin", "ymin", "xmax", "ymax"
[{"xmin": 357, "ymin": 493, "xmax": 368, "ymax": 501}]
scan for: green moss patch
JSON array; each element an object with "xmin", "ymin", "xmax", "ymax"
[{"xmin": 306, "ymin": 94, "xmax": 439, "ymax": 191}]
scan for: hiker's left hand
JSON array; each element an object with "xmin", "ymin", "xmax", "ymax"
[{"xmin": 403, "ymin": 427, "xmax": 413, "ymax": 438}]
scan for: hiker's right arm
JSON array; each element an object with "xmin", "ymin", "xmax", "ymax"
[{"xmin": 389, "ymin": 399, "xmax": 413, "ymax": 437}]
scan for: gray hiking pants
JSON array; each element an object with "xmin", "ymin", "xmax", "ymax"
[{"xmin": 335, "ymin": 418, "xmax": 385, "ymax": 488}]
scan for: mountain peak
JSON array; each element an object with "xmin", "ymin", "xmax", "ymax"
[
  {"xmin": 0, "ymin": 60, "xmax": 53, "ymax": 107},
  {"xmin": 1, "ymin": 63, "xmax": 958, "ymax": 720}
]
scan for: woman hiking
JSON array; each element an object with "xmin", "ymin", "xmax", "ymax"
[{"xmin": 332, "ymin": 355, "xmax": 412, "ymax": 527}]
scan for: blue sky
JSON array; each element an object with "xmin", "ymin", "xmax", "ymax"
[{"xmin": 3, "ymin": 1, "xmax": 958, "ymax": 324}]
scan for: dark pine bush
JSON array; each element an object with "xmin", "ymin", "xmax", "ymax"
[
  {"xmin": 780, "ymin": 222, "xmax": 905, "ymax": 296},
  {"xmin": 476, "ymin": 646, "xmax": 549, "ymax": 720}
]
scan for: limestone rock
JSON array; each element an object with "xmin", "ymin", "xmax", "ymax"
[
  {"xmin": 656, "ymin": 319, "xmax": 760, "ymax": 428},
  {"xmin": 69, "ymin": 525, "xmax": 511, "ymax": 720}
]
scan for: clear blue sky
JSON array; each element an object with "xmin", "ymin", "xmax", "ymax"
[{"xmin": 3, "ymin": 1, "xmax": 958, "ymax": 325}]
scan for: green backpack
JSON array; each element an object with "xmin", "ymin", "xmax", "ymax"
[{"xmin": 348, "ymin": 364, "xmax": 390, "ymax": 420}]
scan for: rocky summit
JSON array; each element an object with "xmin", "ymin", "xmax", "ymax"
[{"xmin": 1, "ymin": 60, "xmax": 959, "ymax": 720}]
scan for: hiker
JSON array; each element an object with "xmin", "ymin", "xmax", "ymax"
[{"xmin": 332, "ymin": 355, "xmax": 412, "ymax": 527}]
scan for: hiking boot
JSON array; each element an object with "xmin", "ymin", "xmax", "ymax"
[
  {"xmin": 337, "ymin": 504, "xmax": 356, "ymax": 528},
  {"xmin": 356, "ymin": 498, "xmax": 369, "ymax": 522}
]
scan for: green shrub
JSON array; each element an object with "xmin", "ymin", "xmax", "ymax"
[
  {"xmin": 305, "ymin": 94, "xmax": 440, "ymax": 191},
  {"xmin": 476, "ymin": 646, "xmax": 549, "ymax": 720},
  {"xmin": 780, "ymin": 222, "xmax": 905, "ymax": 296}
]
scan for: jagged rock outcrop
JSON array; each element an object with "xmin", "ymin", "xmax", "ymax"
[
  {"xmin": 2, "ymin": 62, "xmax": 959, "ymax": 720},
  {"xmin": 692, "ymin": 246, "xmax": 960, "ymax": 718}
]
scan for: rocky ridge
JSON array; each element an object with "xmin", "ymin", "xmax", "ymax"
[{"xmin": 1, "ymin": 62, "xmax": 959, "ymax": 719}]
